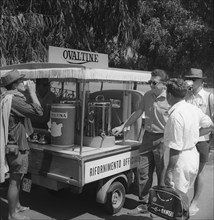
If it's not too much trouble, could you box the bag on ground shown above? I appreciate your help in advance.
[147,185,189,220]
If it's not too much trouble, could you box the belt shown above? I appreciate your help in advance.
[145,130,164,136]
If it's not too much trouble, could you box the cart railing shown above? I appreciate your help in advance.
[0,62,151,155]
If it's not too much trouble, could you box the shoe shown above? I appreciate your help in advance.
[189,205,199,216]
[127,204,149,215]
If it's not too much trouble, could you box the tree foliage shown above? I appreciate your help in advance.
[0,0,213,84]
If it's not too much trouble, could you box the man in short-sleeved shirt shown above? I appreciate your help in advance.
[184,68,214,215]
[112,69,170,214]
[139,89,169,151]
[164,78,214,216]
[164,100,212,192]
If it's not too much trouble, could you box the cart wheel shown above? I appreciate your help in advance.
[104,181,126,214]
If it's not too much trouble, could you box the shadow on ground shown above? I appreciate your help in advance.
[0,184,153,220]
[26,188,152,220]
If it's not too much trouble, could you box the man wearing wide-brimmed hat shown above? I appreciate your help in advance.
[184,68,214,216]
[0,69,43,220]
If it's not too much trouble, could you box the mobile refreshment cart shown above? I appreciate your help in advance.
[0,63,151,214]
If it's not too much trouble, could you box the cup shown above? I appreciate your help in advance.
[23,80,28,89]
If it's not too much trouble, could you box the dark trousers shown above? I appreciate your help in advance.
[137,131,165,203]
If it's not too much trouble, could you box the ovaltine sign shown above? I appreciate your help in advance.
[48,46,108,68]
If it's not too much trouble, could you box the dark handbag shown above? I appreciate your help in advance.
[5,144,19,155]
[148,185,190,220]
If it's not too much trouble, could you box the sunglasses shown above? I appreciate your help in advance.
[148,80,160,86]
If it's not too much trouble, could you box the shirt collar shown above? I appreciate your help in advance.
[197,88,205,97]
[187,87,205,99]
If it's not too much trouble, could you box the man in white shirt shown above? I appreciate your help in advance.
[164,78,214,216]
[184,68,214,215]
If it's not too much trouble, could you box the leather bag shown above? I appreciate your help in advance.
[148,185,190,220]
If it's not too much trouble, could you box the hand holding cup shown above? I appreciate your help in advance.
[24,80,36,93]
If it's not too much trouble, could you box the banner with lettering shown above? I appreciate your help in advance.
[48,46,108,68]
[84,150,142,183]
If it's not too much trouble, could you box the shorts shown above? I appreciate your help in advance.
[196,141,210,163]
[6,151,29,174]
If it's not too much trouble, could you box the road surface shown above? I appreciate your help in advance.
[1,149,213,220]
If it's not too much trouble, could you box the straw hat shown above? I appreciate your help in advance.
[1,69,25,87]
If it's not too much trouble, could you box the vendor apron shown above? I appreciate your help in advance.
[50,104,76,147]
[87,99,112,137]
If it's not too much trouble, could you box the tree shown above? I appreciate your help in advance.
[0,0,213,85]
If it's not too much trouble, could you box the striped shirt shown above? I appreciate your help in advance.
[8,91,43,151]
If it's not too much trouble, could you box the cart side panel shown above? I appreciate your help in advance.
[84,149,141,184]
[49,154,79,180]
[28,147,82,188]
